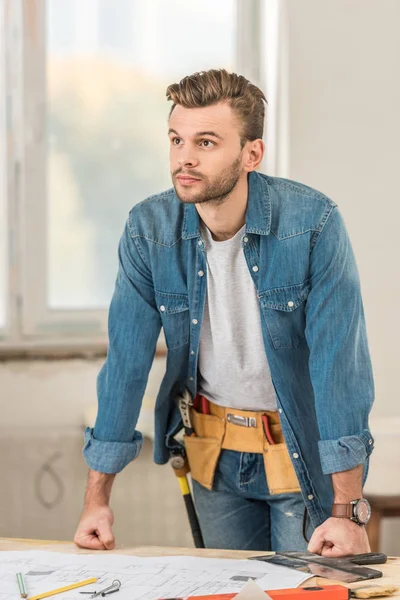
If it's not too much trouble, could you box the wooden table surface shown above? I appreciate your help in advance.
[1,538,400,597]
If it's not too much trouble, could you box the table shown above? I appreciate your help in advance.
[1,538,400,597]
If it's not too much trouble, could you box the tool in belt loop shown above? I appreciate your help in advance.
[171,388,205,548]
[226,413,256,427]
[169,448,204,548]
[193,394,210,415]
[177,388,195,436]
[262,414,275,445]
[200,395,210,415]
[226,411,276,444]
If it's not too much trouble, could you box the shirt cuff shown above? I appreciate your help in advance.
[83,427,143,474]
[318,429,374,475]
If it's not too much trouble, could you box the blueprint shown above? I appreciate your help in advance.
[0,551,311,600]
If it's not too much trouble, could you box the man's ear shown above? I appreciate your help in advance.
[243,139,265,172]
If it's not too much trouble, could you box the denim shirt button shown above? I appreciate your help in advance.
[252,265,259,272]
[293,452,299,459]
[278,408,283,414]
[288,301,294,308]
[160,305,166,312]
[190,350,195,355]
[243,236,248,243]
[192,319,198,325]
[198,270,204,277]
[369,439,373,445]
[308,494,314,500]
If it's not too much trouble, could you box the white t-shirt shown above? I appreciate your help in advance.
[197,223,277,411]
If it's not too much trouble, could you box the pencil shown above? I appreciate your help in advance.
[16,573,28,599]
[28,577,97,600]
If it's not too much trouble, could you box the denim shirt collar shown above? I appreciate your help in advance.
[181,171,272,240]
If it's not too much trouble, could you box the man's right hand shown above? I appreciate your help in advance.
[74,504,115,550]
[74,469,116,550]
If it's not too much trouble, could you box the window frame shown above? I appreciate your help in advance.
[1,0,268,355]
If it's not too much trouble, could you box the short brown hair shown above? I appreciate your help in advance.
[166,69,267,145]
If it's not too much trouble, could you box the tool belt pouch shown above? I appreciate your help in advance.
[262,440,301,495]
[183,410,224,491]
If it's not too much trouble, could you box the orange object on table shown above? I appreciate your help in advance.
[160,584,350,599]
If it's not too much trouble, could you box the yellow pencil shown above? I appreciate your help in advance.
[28,577,97,600]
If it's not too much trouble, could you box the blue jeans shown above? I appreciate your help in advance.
[192,450,312,551]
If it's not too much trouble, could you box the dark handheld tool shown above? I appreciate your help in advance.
[177,388,195,436]
[340,553,387,566]
[277,551,387,568]
[250,552,385,583]
[171,388,205,548]
[170,450,204,548]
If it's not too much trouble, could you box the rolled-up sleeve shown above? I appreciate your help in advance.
[83,428,143,474]
[83,212,161,474]
[318,430,374,475]
[305,206,375,476]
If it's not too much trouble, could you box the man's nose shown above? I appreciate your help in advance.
[178,156,199,169]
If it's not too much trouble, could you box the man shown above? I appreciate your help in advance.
[74,69,374,555]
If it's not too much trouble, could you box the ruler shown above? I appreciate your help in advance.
[251,552,384,583]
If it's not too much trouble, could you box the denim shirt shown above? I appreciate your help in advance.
[83,171,375,529]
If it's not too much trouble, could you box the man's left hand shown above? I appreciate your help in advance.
[308,517,371,557]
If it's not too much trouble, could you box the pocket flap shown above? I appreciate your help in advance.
[258,281,310,312]
[155,290,189,314]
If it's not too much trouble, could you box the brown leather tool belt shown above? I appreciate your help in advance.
[183,395,301,495]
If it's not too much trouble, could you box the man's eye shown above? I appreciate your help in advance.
[200,140,214,147]
[172,138,182,145]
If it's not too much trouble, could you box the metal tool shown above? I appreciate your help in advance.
[226,413,257,427]
[81,580,121,598]
[177,389,195,436]
[251,552,384,583]
[340,552,387,565]
[278,551,387,568]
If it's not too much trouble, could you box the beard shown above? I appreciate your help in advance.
[172,154,242,205]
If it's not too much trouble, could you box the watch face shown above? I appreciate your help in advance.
[355,499,371,524]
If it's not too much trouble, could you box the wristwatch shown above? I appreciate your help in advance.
[332,498,371,526]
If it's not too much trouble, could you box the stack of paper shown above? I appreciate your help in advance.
[0,551,311,600]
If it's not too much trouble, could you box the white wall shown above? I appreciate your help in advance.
[0,356,165,431]
[0,356,197,548]
[284,0,400,553]
[286,0,400,419]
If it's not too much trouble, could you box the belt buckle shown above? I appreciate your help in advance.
[227,414,257,428]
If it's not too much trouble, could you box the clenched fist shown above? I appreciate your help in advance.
[74,504,115,550]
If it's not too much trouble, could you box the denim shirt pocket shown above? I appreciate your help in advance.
[155,290,190,350]
[258,281,310,349]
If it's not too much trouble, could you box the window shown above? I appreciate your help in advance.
[46,0,237,311]
[0,174,6,331]
[0,155,6,332]
[2,0,263,353]
[0,2,7,334]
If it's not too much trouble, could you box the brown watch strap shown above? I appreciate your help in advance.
[332,503,353,518]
